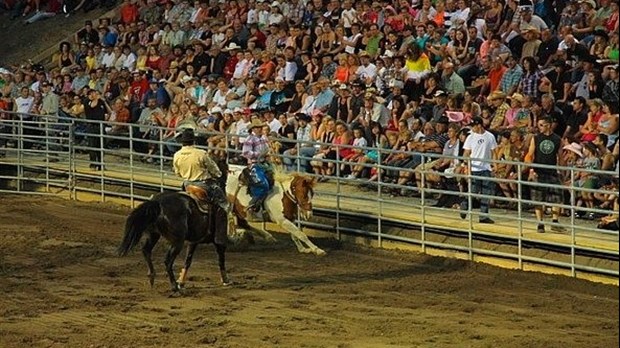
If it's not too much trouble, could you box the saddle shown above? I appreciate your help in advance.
[184,185,212,213]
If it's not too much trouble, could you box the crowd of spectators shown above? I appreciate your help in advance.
[0,0,618,225]
[1,0,117,22]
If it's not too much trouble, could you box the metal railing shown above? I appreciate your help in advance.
[1,113,618,281]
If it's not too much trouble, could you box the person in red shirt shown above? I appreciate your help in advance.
[129,71,149,107]
[119,0,139,24]
[222,43,241,81]
[487,56,507,93]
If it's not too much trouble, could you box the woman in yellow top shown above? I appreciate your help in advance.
[84,48,97,73]
[404,44,431,100]
[135,46,148,72]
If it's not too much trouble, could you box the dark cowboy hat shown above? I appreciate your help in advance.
[179,128,196,144]
[581,55,598,65]
[593,29,609,41]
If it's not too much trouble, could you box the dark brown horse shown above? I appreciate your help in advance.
[118,158,233,292]
[118,187,232,292]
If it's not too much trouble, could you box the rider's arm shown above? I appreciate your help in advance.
[201,154,222,179]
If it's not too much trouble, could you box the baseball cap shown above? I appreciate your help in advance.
[469,116,484,126]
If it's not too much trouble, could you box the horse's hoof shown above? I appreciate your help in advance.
[299,248,313,254]
[172,282,184,292]
[168,290,183,298]
[314,249,327,256]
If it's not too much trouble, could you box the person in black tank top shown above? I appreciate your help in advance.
[526,116,565,233]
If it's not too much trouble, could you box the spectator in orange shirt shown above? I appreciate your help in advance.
[120,0,139,24]
[488,56,507,93]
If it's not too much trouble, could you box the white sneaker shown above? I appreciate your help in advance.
[345,174,356,180]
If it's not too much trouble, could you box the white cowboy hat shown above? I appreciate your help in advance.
[223,42,242,51]
[380,50,395,59]
[563,142,584,158]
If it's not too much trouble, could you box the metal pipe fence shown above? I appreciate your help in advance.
[1,112,618,280]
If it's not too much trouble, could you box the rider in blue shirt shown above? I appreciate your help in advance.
[242,118,271,219]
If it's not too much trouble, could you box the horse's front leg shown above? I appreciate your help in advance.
[277,218,326,256]
[177,242,198,288]
[164,241,184,292]
[214,243,231,286]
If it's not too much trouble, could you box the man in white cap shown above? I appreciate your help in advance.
[460,116,497,224]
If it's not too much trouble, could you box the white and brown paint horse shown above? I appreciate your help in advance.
[226,164,326,256]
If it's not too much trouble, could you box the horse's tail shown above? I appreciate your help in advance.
[118,200,160,256]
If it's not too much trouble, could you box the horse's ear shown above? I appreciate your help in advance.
[308,176,317,187]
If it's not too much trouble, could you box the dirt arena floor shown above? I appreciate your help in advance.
[0,195,618,348]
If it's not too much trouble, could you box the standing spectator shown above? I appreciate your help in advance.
[460,116,497,223]
[83,89,107,170]
[525,116,565,233]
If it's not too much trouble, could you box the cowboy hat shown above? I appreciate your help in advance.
[508,93,525,103]
[222,42,242,51]
[380,50,395,59]
[487,90,507,101]
[359,50,371,58]
[434,89,448,98]
[179,128,196,144]
[520,24,539,34]
[445,111,465,123]
[388,80,405,89]
[593,29,609,41]
[578,0,596,9]
[562,142,583,157]
[248,117,267,130]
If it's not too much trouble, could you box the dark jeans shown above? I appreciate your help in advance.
[86,124,102,166]
[461,170,494,218]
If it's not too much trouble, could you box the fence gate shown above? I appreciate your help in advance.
[0,116,75,196]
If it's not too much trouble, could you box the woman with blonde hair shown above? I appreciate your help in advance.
[333,54,351,84]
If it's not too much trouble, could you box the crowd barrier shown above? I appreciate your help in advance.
[1,112,618,282]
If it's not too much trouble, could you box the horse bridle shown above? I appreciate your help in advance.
[282,178,313,212]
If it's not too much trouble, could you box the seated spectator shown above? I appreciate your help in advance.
[341,126,367,174]
[350,122,389,180]
[414,122,461,193]
[309,117,336,181]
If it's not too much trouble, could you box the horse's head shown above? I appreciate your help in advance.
[289,175,316,220]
